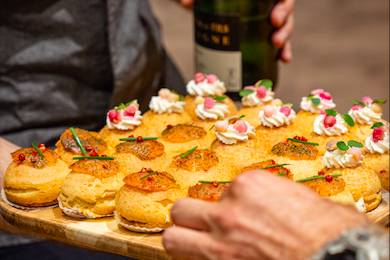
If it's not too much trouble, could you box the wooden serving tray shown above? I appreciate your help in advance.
[0,193,388,260]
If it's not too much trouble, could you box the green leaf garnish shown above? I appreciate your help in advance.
[180,146,198,159]
[371,122,384,129]
[352,100,365,106]
[347,140,363,148]
[336,141,349,151]
[373,99,386,104]
[72,156,114,161]
[239,89,254,97]
[117,100,134,110]
[342,113,355,127]
[178,95,185,102]
[239,115,246,119]
[255,79,273,89]
[311,98,321,106]
[119,137,158,142]
[198,180,231,184]
[261,163,290,169]
[287,138,319,146]
[325,109,337,117]
[69,127,88,156]
[31,141,44,158]
[296,174,342,183]
[214,96,226,102]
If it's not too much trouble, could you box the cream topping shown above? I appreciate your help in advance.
[241,87,274,107]
[355,198,366,213]
[348,106,382,125]
[195,102,228,120]
[300,89,336,113]
[258,106,296,128]
[149,89,184,114]
[313,114,348,136]
[186,76,226,96]
[323,149,363,168]
[365,132,389,154]
[106,101,143,130]
[215,119,255,145]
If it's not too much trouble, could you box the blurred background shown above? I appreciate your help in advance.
[151,0,389,118]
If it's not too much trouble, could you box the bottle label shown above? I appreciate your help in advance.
[194,10,242,92]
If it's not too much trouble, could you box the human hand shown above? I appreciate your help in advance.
[181,0,294,63]
[163,171,368,259]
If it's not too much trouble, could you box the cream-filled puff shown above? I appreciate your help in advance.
[115,168,184,232]
[4,144,70,207]
[58,158,122,218]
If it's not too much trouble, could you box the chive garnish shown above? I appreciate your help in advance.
[119,137,158,142]
[32,141,44,158]
[287,138,319,146]
[198,181,231,184]
[296,174,342,183]
[261,163,290,169]
[140,171,158,180]
[69,127,88,156]
[180,146,198,159]
[239,115,246,119]
[73,156,114,161]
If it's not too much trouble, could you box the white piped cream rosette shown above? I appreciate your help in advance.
[321,139,382,212]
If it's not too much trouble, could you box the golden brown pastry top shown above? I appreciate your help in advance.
[70,159,119,179]
[161,124,206,143]
[173,149,218,172]
[123,168,176,192]
[59,128,107,155]
[271,136,318,160]
[11,146,58,169]
[302,172,345,197]
[188,182,230,202]
[240,160,293,179]
[115,140,164,160]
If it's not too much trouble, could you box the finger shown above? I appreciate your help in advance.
[163,226,222,260]
[170,199,215,230]
[271,0,295,28]
[280,41,293,63]
[272,15,294,49]
[181,0,194,8]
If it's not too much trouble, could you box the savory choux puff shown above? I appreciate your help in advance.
[58,158,122,218]
[4,144,70,207]
[56,127,109,165]
[99,100,147,148]
[115,168,184,232]
[238,160,294,180]
[188,181,231,202]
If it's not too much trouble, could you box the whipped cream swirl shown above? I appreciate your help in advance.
[196,103,228,120]
[149,89,184,114]
[186,73,226,96]
[106,101,143,130]
[348,106,382,125]
[258,106,296,128]
[313,114,348,136]
[215,119,255,145]
[300,89,336,113]
[355,198,366,213]
[242,87,274,107]
[365,131,389,154]
[323,149,363,168]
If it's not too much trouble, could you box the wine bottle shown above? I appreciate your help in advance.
[194,0,279,100]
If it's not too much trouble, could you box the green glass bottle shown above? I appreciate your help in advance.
[194,0,279,100]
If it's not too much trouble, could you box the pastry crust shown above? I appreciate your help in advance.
[58,159,123,218]
[4,149,70,207]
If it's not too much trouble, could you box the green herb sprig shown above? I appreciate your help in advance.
[261,163,290,169]
[336,140,363,151]
[325,109,337,117]
[371,122,384,129]
[287,138,319,146]
[117,100,134,110]
[213,96,226,102]
[255,79,273,89]
[180,146,198,159]
[239,89,254,97]
[31,141,44,158]
[140,171,158,180]
[69,127,88,156]
[342,113,355,127]
[198,181,231,184]
[72,156,114,161]
[296,174,342,183]
[119,137,158,142]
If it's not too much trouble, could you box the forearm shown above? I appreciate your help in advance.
[0,137,19,187]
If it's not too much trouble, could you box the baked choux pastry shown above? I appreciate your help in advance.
[58,158,122,218]
[238,160,294,180]
[56,127,109,165]
[115,168,184,232]
[4,144,70,207]
[188,181,231,202]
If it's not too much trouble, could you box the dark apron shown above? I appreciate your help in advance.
[0,0,184,247]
